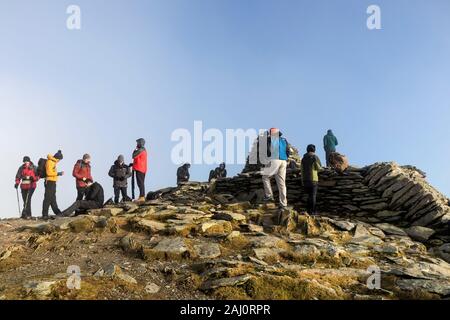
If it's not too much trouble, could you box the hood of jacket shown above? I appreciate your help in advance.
[47,154,58,162]
[302,152,317,164]
[136,138,146,148]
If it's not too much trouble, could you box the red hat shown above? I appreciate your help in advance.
[269,128,280,135]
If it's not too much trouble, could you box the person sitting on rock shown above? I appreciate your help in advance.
[61,179,104,217]
[108,155,132,204]
[323,129,338,167]
[208,162,227,182]
[177,163,191,185]
[301,144,323,215]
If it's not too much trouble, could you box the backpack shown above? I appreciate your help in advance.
[37,158,47,179]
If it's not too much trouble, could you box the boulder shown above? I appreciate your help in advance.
[375,223,408,237]
[200,275,253,290]
[328,152,349,173]
[132,219,167,234]
[253,248,281,261]
[396,279,450,296]
[329,219,355,231]
[69,216,96,233]
[95,264,137,285]
[142,237,191,260]
[145,282,161,294]
[194,243,221,259]
[23,280,56,298]
[90,208,123,217]
[200,220,233,237]
[18,223,56,235]
[405,226,435,242]
[211,211,246,223]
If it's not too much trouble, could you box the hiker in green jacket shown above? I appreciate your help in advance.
[301,144,323,215]
[323,129,338,167]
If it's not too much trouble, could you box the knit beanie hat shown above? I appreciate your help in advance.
[54,150,63,160]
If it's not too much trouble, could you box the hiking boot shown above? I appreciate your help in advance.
[135,196,146,204]
[263,195,274,202]
[42,216,49,221]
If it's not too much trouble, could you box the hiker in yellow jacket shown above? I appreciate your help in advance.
[42,150,64,219]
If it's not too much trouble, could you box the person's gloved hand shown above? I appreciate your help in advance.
[57,171,64,176]
[14,183,19,189]
[25,176,30,180]
[129,163,134,168]
[82,177,87,182]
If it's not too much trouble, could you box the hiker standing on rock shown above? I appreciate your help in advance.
[72,154,93,201]
[323,129,338,167]
[108,155,132,204]
[177,163,191,185]
[261,128,290,210]
[301,144,323,215]
[42,150,64,219]
[15,156,38,219]
[132,138,148,202]
[61,180,104,217]
[208,162,227,182]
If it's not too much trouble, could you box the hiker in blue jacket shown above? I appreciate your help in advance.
[260,128,291,211]
[323,129,338,167]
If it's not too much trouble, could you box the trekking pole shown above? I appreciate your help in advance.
[15,188,21,216]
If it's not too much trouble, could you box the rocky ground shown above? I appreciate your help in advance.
[0,182,449,300]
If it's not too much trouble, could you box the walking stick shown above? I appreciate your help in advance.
[16,188,21,216]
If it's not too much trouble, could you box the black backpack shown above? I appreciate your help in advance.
[37,158,47,179]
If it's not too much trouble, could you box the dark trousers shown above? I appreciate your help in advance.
[21,188,35,218]
[76,187,87,201]
[42,181,61,217]
[325,150,332,167]
[114,187,129,204]
[303,181,318,215]
[62,200,101,217]
[135,171,146,197]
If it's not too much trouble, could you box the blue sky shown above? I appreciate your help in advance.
[0,0,449,218]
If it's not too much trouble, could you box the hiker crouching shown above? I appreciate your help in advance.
[108,155,132,204]
[208,162,227,182]
[15,156,39,219]
[177,163,191,185]
[61,180,104,217]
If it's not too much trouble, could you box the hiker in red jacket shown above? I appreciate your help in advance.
[132,138,147,202]
[72,154,93,201]
[15,156,39,219]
